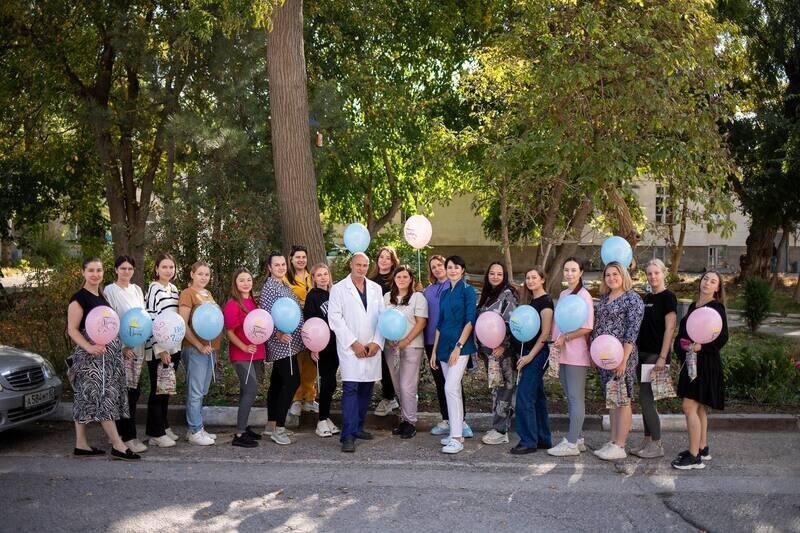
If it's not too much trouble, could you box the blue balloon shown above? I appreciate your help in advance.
[120,307,153,348]
[509,305,541,343]
[601,236,633,268]
[378,308,409,341]
[343,223,371,253]
[192,302,224,341]
[554,294,589,334]
[272,297,302,333]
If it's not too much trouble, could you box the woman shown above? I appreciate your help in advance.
[223,267,266,448]
[512,267,554,454]
[179,261,223,446]
[671,271,728,470]
[430,255,477,454]
[67,257,139,461]
[423,255,472,438]
[304,263,340,438]
[384,265,428,439]
[144,253,182,448]
[591,262,645,461]
[105,255,148,453]
[370,246,400,417]
[476,262,519,446]
[285,245,318,418]
[548,257,594,457]
[632,259,677,459]
[259,252,306,445]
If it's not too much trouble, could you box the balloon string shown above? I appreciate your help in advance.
[210,342,216,384]
[417,249,421,284]
[245,352,253,386]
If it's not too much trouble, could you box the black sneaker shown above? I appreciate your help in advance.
[355,430,374,440]
[509,443,537,455]
[392,421,409,436]
[699,446,711,461]
[244,426,263,441]
[341,437,356,453]
[671,452,704,470]
[111,448,141,461]
[400,423,417,440]
[232,434,258,448]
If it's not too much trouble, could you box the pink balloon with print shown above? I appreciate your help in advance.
[686,306,723,344]
[590,334,624,370]
[301,317,331,352]
[85,306,120,345]
[475,311,506,349]
[243,309,274,345]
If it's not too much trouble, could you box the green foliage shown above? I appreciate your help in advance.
[19,225,70,268]
[742,277,773,331]
[722,331,800,405]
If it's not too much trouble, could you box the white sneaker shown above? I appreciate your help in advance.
[316,421,332,438]
[577,438,587,452]
[148,435,176,448]
[201,428,217,440]
[188,430,215,446]
[289,401,302,417]
[596,443,627,461]
[271,427,292,445]
[125,439,148,453]
[481,429,509,445]
[325,419,341,435]
[430,420,450,435]
[373,398,393,416]
[164,428,179,441]
[441,438,464,454]
[593,441,614,457]
[303,401,319,413]
[547,438,580,457]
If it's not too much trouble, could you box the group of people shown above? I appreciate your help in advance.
[66,246,728,471]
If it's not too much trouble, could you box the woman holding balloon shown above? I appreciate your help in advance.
[431,255,477,455]
[370,246,401,417]
[105,255,148,454]
[671,271,728,470]
[475,262,519,446]
[590,262,644,461]
[67,257,139,461]
[259,252,306,445]
[179,261,224,446]
[383,265,428,439]
[548,257,594,457]
[144,252,183,448]
[223,267,266,448]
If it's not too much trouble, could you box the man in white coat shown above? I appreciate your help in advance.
[328,252,386,452]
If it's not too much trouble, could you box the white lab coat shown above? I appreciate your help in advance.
[328,275,386,382]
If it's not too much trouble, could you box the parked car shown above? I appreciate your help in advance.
[0,345,63,432]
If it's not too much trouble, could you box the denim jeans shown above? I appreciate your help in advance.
[515,345,551,448]
[184,346,214,434]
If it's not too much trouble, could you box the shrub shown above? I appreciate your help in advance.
[742,277,773,332]
[722,331,800,405]
[20,224,70,267]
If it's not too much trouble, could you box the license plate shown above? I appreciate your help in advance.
[24,388,55,409]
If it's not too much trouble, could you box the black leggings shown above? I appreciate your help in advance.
[116,386,140,441]
[267,354,300,427]
[425,345,465,421]
[145,353,181,438]
[381,351,396,400]
[317,349,340,421]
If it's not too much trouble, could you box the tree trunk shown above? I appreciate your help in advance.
[535,178,566,268]
[771,223,789,287]
[267,0,326,264]
[1,236,13,267]
[738,220,776,281]
[669,199,688,276]
[606,187,641,269]
[547,196,593,298]
[499,181,513,280]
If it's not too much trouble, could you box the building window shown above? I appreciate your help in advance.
[708,246,727,270]
[655,186,672,224]
[652,247,666,262]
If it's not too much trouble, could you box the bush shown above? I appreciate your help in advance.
[722,331,800,405]
[742,277,772,332]
[20,224,70,267]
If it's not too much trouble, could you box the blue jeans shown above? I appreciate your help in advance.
[340,381,374,441]
[514,345,551,448]
[184,346,214,434]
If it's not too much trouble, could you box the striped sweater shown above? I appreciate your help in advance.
[144,281,181,360]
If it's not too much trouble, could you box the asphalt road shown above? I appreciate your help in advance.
[1,421,798,532]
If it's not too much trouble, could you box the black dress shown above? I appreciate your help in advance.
[673,300,729,410]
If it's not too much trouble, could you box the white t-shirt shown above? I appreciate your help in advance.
[383,291,428,349]
[104,282,146,356]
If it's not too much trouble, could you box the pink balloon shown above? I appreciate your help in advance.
[85,305,120,345]
[301,317,331,352]
[243,309,274,345]
[475,311,506,349]
[686,306,723,344]
[590,334,624,370]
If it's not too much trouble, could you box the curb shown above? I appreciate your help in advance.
[46,403,797,432]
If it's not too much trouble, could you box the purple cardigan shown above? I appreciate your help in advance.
[422,280,448,345]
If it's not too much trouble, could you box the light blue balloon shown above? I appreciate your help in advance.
[554,294,589,334]
[378,308,409,341]
[272,297,302,333]
[509,305,541,343]
[120,307,153,348]
[601,236,633,268]
[192,302,224,341]
[343,222,371,253]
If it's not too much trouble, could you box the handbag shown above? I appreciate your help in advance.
[545,344,560,380]
[156,362,177,395]
[651,366,677,401]
[605,377,630,409]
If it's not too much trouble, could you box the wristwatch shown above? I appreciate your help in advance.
[455,342,463,349]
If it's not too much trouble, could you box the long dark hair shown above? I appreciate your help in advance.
[286,245,308,288]
[389,265,416,306]
[369,246,400,279]
[563,256,586,295]
[520,267,547,304]
[153,252,176,283]
[229,267,253,313]
[478,261,517,308]
[80,257,104,296]
[700,270,726,306]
